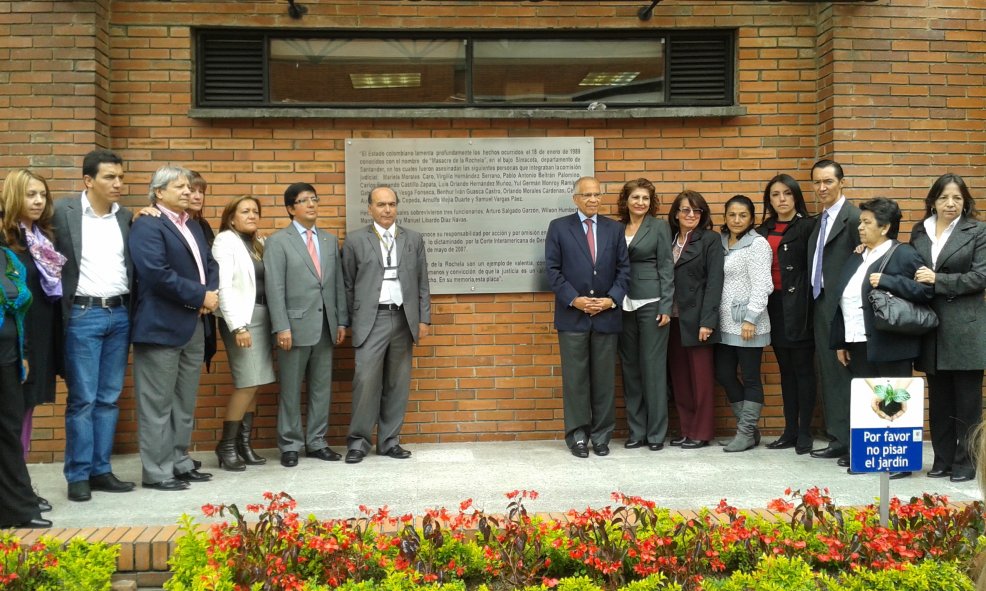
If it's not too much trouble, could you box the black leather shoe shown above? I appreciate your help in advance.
[383,445,412,459]
[192,459,202,470]
[142,479,190,491]
[927,467,951,478]
[950,472,975,483]
[681,439,709,449]
[37,498,52,513]
[593,443,610,456]
[90,472,136,493]
[67,481,92,502]
[174,469,213,483]
[571,442,589,458]
[836,455,850,468]
[766,437,796,450]
[280,451,299,467]
[669,436,687,447]
[846,468,863,475]
[648,442,664,451]
[306,447,342,461]
[888,471,912,480]
[345,449,365,464]
[624,439,644,449]
[15,517,52,529]
[811,446,847,459]
[795,445,813,455]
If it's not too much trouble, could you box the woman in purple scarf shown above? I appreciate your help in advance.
[1,169,66,512]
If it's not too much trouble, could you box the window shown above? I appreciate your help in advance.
[195,29,733,110]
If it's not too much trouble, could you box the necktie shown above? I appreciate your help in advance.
[383,231,403,306]
[382,231,393,265]
[306,229,321,279]
[584,218,596,264]
[811,211,828,299]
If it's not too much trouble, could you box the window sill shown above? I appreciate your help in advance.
[188,105,746,120]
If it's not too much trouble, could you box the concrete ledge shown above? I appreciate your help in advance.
[189,105,746,120]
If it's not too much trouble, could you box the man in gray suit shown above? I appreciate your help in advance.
[54,149,136,502]
[805,159,861,468]
[264,182,348,468]
[342,185,431,464]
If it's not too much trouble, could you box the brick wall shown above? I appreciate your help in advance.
[1,1,982,462]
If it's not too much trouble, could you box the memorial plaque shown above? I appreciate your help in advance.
[345,137,594,294]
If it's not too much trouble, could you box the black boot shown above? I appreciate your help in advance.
[236,412,266,465]
[216,421,246,471]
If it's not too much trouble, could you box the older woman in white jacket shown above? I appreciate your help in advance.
[211,196,276,471]
[714,195,774,453]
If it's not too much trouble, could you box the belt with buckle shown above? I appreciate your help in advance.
[74,295,127,308]
[378,303,403,311]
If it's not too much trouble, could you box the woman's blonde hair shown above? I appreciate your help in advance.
[0,169,54,250]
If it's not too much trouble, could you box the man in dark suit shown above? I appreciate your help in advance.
[341,185,431,464]
[805,159,861,466]
[130,166,219,491]
[264,182,348,468]
[545,176,630,458]
[53,149,136,502]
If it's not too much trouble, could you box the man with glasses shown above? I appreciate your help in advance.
[545,177,630,458]
[264,183,348,468]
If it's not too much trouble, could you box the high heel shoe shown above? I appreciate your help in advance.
[216,421,246,471]
[236,412,267,465]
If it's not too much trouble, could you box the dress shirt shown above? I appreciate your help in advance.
[923,215,961,267]
[810,195,846,290]
[292,220,320,260]
[76,190,129,297]
[374,221,402,305]
[840,239,892,343]
[156,204,206,285]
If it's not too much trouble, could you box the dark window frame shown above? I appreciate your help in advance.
[194,28,735,110]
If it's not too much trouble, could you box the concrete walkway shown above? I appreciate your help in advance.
[28,439,981,529]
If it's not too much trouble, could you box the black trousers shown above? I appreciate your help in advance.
[714,344,765,404]
[0,362,40,527]
[928,370,984,477]
[774,345,816,442]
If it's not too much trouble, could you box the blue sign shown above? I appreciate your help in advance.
[848,377,925,474]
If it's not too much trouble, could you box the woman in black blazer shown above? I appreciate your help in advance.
[667,190,724,448]
[617,179,675,451]
[755,174,817,455]
[910,174,985,482]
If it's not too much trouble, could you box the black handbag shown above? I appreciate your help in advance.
[867,243,939,335]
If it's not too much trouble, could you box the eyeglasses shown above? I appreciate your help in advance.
[294,196,320,205]
[576,193,602,199]
[679,207,703,217]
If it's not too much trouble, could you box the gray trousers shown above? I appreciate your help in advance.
[619,303,670,444]
[276,317,335,453]
[813,292,852,450]
[558,330,617,448]
[133,322,204,484]
[348,308,413,454]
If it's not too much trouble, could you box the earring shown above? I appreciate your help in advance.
[931,207,937,215]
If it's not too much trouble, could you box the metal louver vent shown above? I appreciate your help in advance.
[199,34,265,106]
[667,35,731,104]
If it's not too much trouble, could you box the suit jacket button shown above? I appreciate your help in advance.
[318,308,323,312]
[589,290,595,295]
[593,270,597,276]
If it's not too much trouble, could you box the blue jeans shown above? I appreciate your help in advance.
[63,304,130,483]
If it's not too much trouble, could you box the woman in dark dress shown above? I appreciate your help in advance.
[755,174,817,455]
[0,170,64,470]
[0,242,49,528]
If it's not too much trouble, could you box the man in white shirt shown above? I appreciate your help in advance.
[342,185,431,464]
[53,150,136,502]
[805,159,861,466]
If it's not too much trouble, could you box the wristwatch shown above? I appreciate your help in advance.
[233,326,248,334]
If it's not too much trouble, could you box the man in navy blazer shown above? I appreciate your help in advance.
[130,166,219,491]
[545,176,630,458]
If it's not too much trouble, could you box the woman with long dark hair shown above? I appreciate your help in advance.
[911,174,985,482]
[714,195,773,453]
[755,174,817,454]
